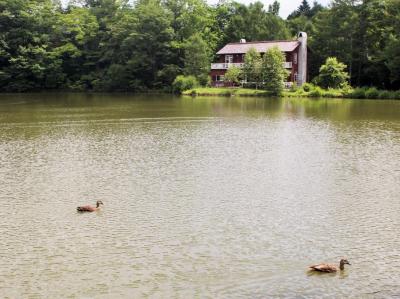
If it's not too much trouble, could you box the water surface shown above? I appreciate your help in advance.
[1,93,400,298]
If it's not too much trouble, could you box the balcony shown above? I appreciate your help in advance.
[211,62,293,70]
[211,63,244,70]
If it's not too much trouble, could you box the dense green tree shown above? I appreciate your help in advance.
[222,1,290,44]
[242,47,262,88]
[261,46,288,95]
[125,0,175,89]
[309,1,358,83]
[0,0,65,91]
[383,0,400,88]
[183,33,210,85]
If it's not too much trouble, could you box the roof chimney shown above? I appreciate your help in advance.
[297,32,308,86]
[239,39,246,43]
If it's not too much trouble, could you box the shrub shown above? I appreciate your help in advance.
[301,83,315,92]
[394,90,400,99]
[314,57,349,89]
[290,82,299,92]
[172,75,199,93]
[378,90,393,99]
[323,89,342,98]
[309,86,323,97]
[349,87,367,99]
[224,66,242,85]
[365,87,380,99]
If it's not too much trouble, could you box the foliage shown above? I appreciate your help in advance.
[172,75,199,93]
[183,33,210,85]
[287,0,322,20]
[268,1,280,16]
[350,87,367,99]
[261,46,288,95]
[309,86,323,97]
[378,90,395,100]
[224,66,242,85]
[314,57,349,89]
[365,87,380,99]
[242,48,262,88]
[301,83,314,92]
[218,1,290,46]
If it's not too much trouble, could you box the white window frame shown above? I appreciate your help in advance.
[225,55,233,64]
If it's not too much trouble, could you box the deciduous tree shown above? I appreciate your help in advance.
[262,46,288,95]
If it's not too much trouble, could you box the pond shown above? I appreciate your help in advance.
[0,93,400,298]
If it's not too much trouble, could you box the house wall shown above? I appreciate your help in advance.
[216,54,244,63]
[210,69,228,87]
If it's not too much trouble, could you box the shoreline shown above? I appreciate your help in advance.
[182,87,400,100]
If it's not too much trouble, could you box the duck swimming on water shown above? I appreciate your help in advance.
[77,201,104,212]
[309,259,351,273]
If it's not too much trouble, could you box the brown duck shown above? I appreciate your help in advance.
[77,201,104,212]
[309,259,351,273]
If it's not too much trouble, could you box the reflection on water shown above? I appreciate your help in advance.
[1,93,400,298]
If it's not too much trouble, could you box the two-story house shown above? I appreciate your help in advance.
[210,32,308,87]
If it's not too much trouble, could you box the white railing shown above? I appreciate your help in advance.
[211,63,244,70]
[211,62,292,69]
[284,82,293,89]
[284,62,293,68]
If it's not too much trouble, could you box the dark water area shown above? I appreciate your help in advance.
[1,93,400,298]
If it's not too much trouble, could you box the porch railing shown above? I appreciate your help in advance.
[211,62,293,70]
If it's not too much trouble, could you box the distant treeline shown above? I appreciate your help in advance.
[0,0,399,92]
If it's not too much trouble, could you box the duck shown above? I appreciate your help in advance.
[309,259,351,273]
[77,201,104,212]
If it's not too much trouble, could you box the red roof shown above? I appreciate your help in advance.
[216,40,300,55]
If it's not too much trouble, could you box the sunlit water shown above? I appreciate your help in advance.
[1,93,400,298]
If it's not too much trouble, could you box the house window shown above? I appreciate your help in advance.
[225,55,233,64]
[215,75,224,82]
[294,53,298,64]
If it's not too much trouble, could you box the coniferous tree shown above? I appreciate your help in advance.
[268,1,280,16]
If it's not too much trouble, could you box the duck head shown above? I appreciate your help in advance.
[339,259,351,270]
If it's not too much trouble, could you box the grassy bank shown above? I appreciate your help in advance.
[182,87,272,97]
[183,85,400,100]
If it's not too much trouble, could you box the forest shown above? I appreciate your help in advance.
[0,0,399,92]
